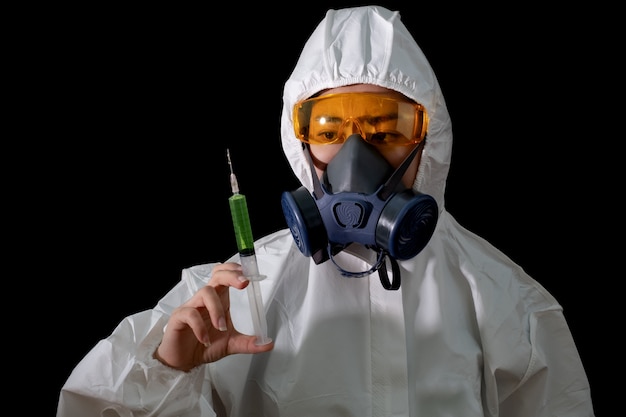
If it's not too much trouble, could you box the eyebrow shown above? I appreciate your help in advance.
[313,113,399,123]
[313,115,343,124]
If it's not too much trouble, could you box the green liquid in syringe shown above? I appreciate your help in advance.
[229,193,255,256]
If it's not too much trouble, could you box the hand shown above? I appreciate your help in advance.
[154,262,274,371]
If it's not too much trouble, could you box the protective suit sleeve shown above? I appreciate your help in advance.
[498,308,595,416]
[57,266,220,417]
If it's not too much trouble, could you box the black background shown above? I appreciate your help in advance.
[40,2,614,415]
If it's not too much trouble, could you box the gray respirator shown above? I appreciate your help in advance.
[281,134,438,289]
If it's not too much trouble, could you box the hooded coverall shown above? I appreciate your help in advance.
[57,5,594,416]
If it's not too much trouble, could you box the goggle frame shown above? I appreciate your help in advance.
[293,92,428,146]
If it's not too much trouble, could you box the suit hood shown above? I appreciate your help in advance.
[280,5,452,211]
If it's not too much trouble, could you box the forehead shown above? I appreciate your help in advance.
[311,94,401,118]
[319,84,407,100]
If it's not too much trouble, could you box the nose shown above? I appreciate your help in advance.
[340,118,365,141]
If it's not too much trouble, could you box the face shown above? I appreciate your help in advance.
[307,84,422,189]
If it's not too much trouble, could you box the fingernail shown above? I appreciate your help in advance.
[238,275,249,282]
[218,317,227,331]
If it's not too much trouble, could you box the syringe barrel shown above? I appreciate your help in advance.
[239,252,261,278]
[240,253,271,345]
[228,193,255,253]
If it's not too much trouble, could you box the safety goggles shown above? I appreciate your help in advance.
[293,92,428,146]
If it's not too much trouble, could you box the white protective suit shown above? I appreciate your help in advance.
[57,6,594,417]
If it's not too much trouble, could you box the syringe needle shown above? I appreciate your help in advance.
[227,148,239,194]
[227,148,233,173]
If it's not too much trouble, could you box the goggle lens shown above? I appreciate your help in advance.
[293,93,428,146]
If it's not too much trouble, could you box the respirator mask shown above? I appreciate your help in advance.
[281,92,438,290]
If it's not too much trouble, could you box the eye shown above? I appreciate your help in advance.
[368,131,406,145]
[308,117,342,144]
[320,131,339,142]
[309,130,340,144]
[369,132,389,143]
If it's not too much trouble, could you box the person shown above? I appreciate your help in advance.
[57,5,594,416]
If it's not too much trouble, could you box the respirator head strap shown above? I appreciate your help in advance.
[378,136,426,201]
[327,244,387,278]
[326,244,400,290]
[303,145,325,199]
[378,254,401,290]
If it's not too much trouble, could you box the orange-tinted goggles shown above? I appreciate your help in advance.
[293,92,428,146]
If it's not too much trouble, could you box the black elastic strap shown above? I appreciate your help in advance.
[303,145,325,199]
[378,136,426,201]
[378,254,401,290]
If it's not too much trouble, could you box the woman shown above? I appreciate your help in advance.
[58,5,594,416]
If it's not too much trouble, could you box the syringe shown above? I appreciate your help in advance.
[226,149,272,346]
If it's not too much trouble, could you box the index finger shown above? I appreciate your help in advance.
[209,262,248,290]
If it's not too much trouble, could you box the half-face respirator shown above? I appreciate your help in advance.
[281,134,438,290]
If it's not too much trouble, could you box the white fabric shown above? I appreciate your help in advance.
[57,6,594,416]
